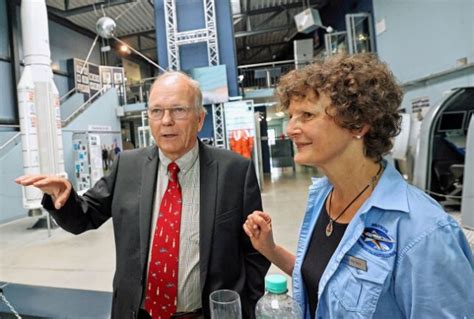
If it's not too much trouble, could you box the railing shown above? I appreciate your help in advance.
[125,60,298,102]
[59,87,79,102]
[238,60,295,92]
[62,86,108,127]
[126,77,157,104]
[0,131,21,159]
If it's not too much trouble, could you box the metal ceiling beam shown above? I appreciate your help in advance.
[141,34,156,41]
[233,2,304,19]
[48,12,97,38]
[233,16,244,26]
[242,41,288,50]
[48,0,134,17]
[235,24,293,38]
[253,9,284,30]
[120,29,155,39]
[140,47,157,52]
[247,47,266,61]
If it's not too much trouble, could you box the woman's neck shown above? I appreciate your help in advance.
[321,157,381,223]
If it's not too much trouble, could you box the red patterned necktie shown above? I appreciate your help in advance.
[144,162,182,318]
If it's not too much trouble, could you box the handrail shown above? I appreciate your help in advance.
[60,87,78,102]
[238,59,295,69]
[0,132,21,151]
[0,132,21,159]
[139,76,159,84]
[62,86,108,127]
[127,76,158,88]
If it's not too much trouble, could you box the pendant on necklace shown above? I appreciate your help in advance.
[326,220,333,237]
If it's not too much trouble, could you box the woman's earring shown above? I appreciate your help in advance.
[355,135,362,139]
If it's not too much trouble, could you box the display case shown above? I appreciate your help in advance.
[345,13,375,54]
[324,31,348,56]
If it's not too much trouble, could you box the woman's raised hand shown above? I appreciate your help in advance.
[243,210,275,256]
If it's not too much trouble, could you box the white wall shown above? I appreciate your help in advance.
[373,0,474,109]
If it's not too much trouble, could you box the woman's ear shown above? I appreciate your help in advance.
[352,124,370,139]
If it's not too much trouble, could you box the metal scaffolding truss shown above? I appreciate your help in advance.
[204,0,219,66]
[176,29,209,44]
[164,0,219,70]
[164,0,224,148]
[164,0,179,70]
[212,103,226,149]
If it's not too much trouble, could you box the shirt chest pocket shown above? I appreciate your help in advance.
[329,257,390,315]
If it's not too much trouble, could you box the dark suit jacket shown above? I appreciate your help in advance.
[44,142,270,318]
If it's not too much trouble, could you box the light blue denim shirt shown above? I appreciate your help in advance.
[292,162,474,319]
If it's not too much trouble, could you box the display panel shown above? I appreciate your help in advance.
[437,111,466,132]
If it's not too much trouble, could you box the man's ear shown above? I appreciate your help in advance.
[197,111,206,132]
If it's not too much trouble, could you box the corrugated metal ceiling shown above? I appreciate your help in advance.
[46,0,329,66]
[46,0,156,60]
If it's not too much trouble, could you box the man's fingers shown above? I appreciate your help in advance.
[54,182,72,209]
[17,175,71,207]
[15,175,48,186]
[32,176,62,187]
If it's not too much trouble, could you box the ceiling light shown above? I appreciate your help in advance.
[275,112,285,117]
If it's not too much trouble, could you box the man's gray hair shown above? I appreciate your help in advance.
[151,71,205,113]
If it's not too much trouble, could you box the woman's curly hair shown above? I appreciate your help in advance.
[276,53,403,162]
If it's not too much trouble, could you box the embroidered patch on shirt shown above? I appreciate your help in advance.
[358,223,396,257]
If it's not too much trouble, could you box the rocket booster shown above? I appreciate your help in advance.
[18,0,65,209]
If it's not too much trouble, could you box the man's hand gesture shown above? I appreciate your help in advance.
[15,175,72,210]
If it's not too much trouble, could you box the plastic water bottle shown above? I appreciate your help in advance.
[255,274,303,319]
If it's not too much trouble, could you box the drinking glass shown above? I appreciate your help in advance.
[209,289,242,319]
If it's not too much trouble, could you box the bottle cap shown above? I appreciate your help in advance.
[265,274,287,294]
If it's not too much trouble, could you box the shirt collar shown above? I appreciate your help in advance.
[309,161,410,214]
[158,141,199,174]
[365,161,410,214]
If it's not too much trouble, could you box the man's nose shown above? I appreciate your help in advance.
[161,109,174,124]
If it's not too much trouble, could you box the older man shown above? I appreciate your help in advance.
[16,72,269,319]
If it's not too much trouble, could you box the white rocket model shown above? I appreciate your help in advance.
[17,0,65,209]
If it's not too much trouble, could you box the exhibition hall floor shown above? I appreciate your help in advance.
[1,167,473,295]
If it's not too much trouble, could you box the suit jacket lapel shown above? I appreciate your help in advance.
[199,142,218,293]
[139,146,159,271]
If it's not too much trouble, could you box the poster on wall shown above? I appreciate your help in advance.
[72,133,91,192]
[68,58,101,101]
[122,58,142,84]
[100,66,126,105]
[88,64,102,97]
[187,65,228,105]
[88,134,104,186]
[224,100,262,187]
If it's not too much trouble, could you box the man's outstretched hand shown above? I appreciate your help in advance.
[15,175,72,210]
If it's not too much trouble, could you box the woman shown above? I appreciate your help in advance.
[244,53,474,318]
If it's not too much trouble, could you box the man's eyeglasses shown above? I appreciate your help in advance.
[147,106,192,120]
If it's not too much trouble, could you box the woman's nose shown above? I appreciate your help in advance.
[286,118,301,137]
